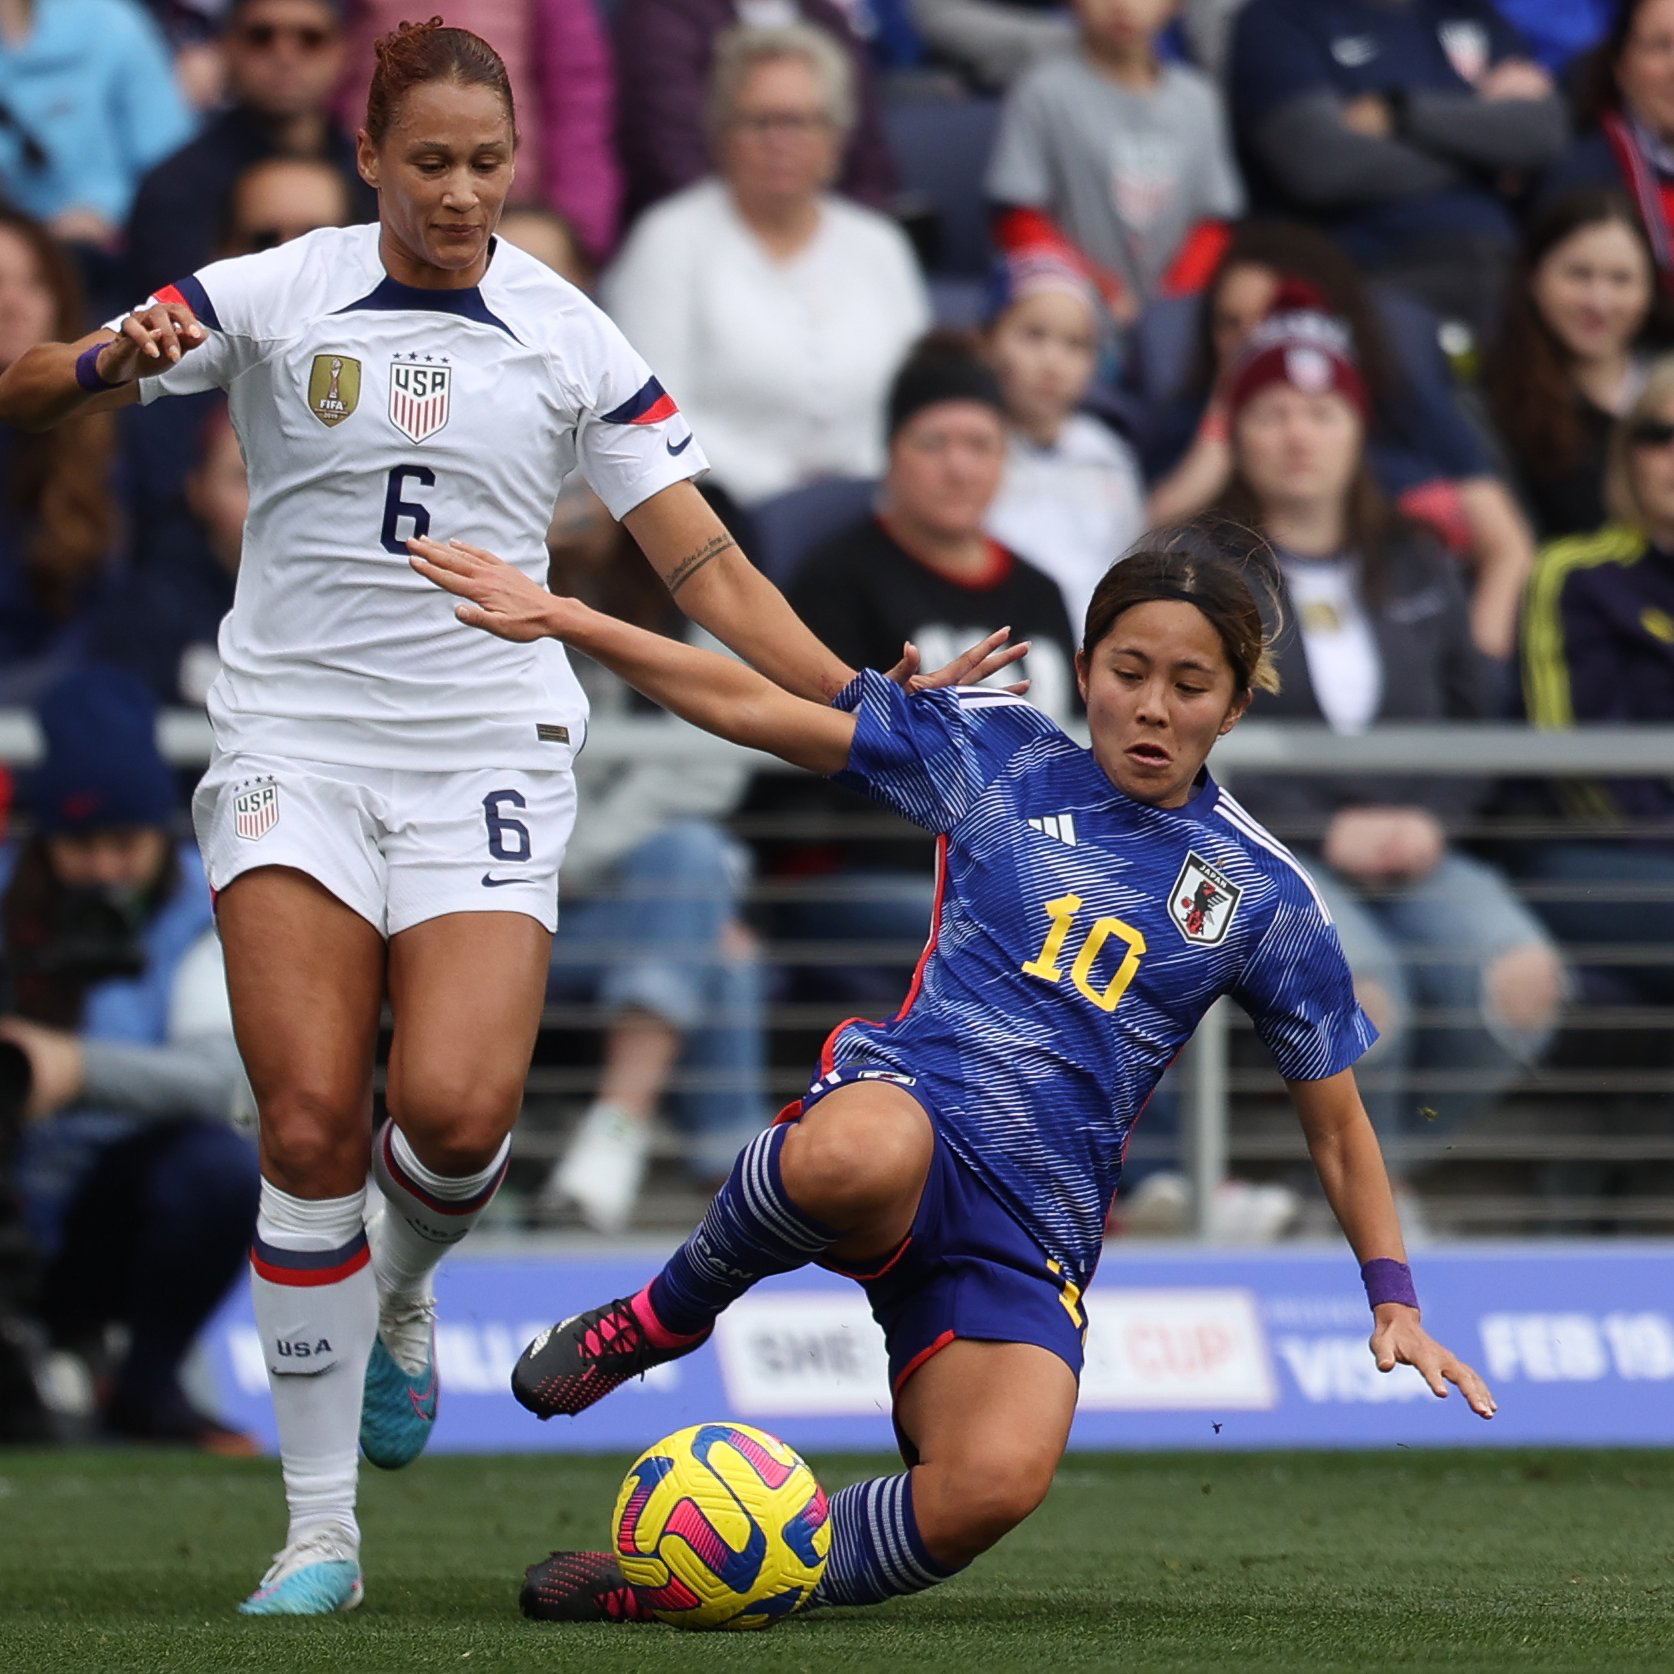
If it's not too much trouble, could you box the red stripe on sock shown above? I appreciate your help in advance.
[249,1241,371,1287]
[382,1124,508,1215]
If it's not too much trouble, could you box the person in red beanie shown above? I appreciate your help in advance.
[1211,291,1566,1218]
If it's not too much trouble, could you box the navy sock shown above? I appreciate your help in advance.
[646,1124,837,1336]
[811,1472,962,1607]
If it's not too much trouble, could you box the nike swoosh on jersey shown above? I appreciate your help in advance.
[666,432,694,456]
[480,874,524,888]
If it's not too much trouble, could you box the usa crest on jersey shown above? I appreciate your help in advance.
[388,357,451,442]
[233,780,279,841]
[1169,851,1241,945]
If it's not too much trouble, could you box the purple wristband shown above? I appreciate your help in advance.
[1361,1257,1419,1311]
[74,342,114,393]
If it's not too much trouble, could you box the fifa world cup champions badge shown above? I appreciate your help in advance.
[307,354,361,427]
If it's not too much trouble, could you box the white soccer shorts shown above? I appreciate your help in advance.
[192,751,576,936]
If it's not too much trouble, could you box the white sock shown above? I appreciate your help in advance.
[369,1120,510,1300]
[250,1179,377,1549]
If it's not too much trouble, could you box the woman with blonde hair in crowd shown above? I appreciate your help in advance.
[1517,356,1674,1003]
[603,22,931,506]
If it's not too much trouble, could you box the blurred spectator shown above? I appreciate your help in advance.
[987,0,1243,326]
[0,208,120,705]
[94,404,244,707]
[603,22,931,506]
[219,154,351,256]
[1486,189,1669,543]
[1516,360,1674,1004]
[1546,0,1674,297]
[1228,0,1569,337]
[909,0,1074,89]
[1494,0,1614,76]
[1143,219,1536,661]
[792,338,1079,717]
[1213,295,1564,1166]
[746,339,1079,981]
[123,0,369,297]
[614,0,899,221]
[0,0,194,248]
[536,527,771,1234]
[1,668,258,1450]
[497,204,596,291]
[980,239,1144,625]
[336,0,622,263]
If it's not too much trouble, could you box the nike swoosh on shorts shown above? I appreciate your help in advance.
[480,874,524,888]
[666,432,694,456]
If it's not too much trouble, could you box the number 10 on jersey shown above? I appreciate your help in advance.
[1021,894,1146,1012]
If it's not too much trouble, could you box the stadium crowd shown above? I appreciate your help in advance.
[1,0,1672,1444]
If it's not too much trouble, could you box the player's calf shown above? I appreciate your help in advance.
[911,1451,1056,1568]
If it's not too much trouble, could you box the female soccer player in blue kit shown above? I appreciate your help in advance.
[412,526,1497,1622]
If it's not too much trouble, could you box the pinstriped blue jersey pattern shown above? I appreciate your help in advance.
[827,672,1375,1287]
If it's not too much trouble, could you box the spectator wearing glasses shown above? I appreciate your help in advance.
[614,0,899,221]
[220,154,353,257]
[603,22,930,506]
[123,0,371,297]
[0,0,194,250]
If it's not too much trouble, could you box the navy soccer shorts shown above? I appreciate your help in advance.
[780,1066,1087,1460]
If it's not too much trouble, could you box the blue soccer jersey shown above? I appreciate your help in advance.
[822,671,1377,1291]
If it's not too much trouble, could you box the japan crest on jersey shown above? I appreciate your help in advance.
[388,358,451,443]
[233,781,279,841]
[1169,851,1242,946]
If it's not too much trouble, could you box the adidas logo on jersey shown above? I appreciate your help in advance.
[1027,813,1078,846]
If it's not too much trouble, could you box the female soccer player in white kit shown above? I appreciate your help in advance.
[0,20,1018,1616]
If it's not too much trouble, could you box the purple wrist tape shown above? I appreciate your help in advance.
[1361,1257,1419,1310]
[74,342,112,393]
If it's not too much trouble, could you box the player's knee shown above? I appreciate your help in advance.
[781,1099,932,1225]
[259,1086,367,1193]
[1485,942,1564,1039]
[391,1084,520,1177]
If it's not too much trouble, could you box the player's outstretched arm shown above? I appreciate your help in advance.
[1287,1069,1498,1420]
[0,302,205,430]
[621,481,1030,702]
[409,537,858,774]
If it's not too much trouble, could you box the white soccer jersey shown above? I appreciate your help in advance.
[132,223,709,770]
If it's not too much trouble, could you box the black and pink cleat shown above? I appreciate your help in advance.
[510,1288,711,1419]
[520,1550,654,1623]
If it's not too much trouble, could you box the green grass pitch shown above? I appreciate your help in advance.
[0,1448,1669,1674]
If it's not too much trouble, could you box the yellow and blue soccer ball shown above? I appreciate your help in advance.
[611,1421,830,1630]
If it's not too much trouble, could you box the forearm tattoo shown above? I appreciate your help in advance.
[663,533,736,596]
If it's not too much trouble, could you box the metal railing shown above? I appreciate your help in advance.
[5,711,1673,1237]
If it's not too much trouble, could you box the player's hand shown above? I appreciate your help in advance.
[0,1018,85,1121]
[408,536,568,642]
[890,627,1032,696]
[1369,1305,1497,1419]
[98,301,207,384]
